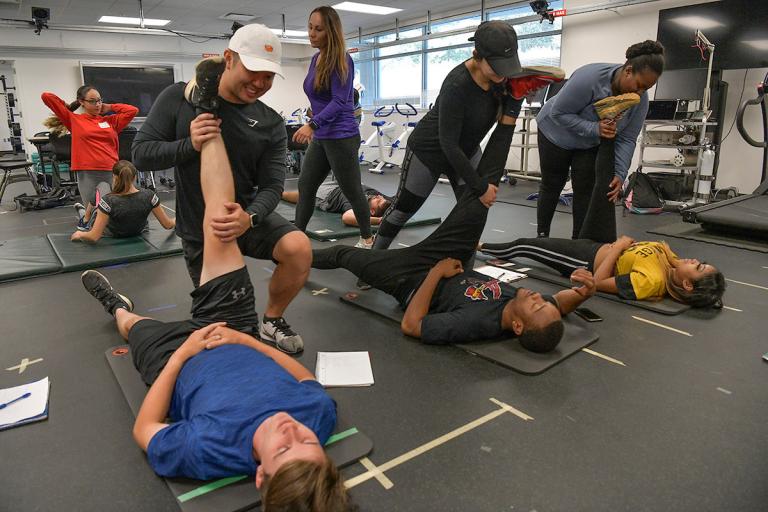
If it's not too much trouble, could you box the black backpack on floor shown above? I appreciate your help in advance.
[15,187,71,211]
[623,169,664,214]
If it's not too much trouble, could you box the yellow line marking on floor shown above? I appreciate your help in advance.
[581,348,626,366]
[161,204,176,214]
[345,398,532,490]
[631,316,692,337]
[722,306,742,312]
[357,457,394,489]
[726,278,768,291]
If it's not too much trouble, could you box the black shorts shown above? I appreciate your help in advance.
[181,211,298,287]
[128,266,259,384]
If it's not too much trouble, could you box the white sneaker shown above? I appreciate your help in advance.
[259,317,304,354]
[355,237,374,249]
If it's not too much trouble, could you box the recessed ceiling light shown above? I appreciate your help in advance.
[742,39,768,50]
[332,2,402,15]
[669,16,724,31]
[270,28,308,38]
[220,13,255,22]
[99,16,170,27]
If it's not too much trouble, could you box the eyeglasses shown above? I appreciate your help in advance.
[82,99,103,105]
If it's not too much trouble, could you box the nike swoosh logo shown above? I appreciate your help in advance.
[504,47,512,52]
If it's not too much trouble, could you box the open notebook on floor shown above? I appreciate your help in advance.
[0,377,50,431]
[474,265,527,283]
[316,352,375,387]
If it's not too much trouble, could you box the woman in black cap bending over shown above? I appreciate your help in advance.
[372,20,561,251]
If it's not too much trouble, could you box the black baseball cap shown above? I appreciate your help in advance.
[469,21,522,77]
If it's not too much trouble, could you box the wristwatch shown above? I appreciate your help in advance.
[249,212,259,229]
[308,119,319,131]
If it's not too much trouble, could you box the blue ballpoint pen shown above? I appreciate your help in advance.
[0,392,31,409]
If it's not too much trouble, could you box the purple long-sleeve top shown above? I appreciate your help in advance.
[303,52,360,140]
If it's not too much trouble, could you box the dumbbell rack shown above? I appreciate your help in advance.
[0,75,23,153]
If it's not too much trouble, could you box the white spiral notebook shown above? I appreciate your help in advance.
[315,352,375,387]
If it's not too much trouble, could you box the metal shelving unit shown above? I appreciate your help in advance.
[505,111,541,182]
[637,116,718,204]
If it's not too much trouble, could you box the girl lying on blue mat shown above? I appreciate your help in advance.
[478,236,725,308]
[70,160,175,243]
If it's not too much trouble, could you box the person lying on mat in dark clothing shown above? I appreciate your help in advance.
[71,160,175,243]
[478,236,725,308]
[282,183,391,227]
[80,127,350,511]
[312,121,597,353]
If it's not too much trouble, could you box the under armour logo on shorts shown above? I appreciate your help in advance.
[231,287,247,300]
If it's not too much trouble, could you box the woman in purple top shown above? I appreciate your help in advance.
[292,6,371,248]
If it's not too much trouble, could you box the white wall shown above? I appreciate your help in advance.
[541,0,763,193]
[0,26,313,155]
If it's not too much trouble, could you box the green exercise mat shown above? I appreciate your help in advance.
[275,201,442,241]
[47,234,161,271]
[106,345,373,512]
[0,235,62,282]
[141,224,183,255]
[340,288,599,376]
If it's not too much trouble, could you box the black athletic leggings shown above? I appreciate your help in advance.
[313,188,490,305]
[296,135,371,238]
[537,133,617,243]
[480,237,604,277]
[371,145,481,250]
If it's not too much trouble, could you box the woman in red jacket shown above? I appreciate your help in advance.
[42,86,138,227]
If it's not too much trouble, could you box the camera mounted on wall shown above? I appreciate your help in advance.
[31,6,50,35]
[529,1,555,23]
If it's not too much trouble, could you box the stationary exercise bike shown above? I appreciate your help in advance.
[369,103,419,174]
[359,105,396,169]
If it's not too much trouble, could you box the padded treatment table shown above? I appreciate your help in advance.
[106,345,373,512]
[0,159,38,203]
[491,260,690,315]
[274,201,441,241]
[340,289,599,376]
[648,222,768,254]
[0,235,62,282]
[48,234,162,271]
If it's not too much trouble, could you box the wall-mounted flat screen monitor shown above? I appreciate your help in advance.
[81,63,177,118]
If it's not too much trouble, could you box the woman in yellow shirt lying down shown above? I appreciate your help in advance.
[478,235,725,308]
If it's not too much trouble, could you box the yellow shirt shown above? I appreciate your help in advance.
[614,242,676,301]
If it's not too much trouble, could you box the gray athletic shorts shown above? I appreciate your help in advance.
[76,170,112,205]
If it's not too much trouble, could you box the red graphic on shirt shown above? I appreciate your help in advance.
[464,279,502,301]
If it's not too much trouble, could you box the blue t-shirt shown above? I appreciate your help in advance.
[147,345,337,480]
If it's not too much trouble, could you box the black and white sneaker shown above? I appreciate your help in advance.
[259,317,304,354]
[184,57,226,116]
[81,270,134,316]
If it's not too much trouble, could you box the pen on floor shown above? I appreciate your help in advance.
[0,392,31,409]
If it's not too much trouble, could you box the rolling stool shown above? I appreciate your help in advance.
[0,160,39,203]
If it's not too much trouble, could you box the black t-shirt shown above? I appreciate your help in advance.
[419,270,556,345]
[321,185,383,213]
[97,189,159,238]
[132,82,286,243]
[407,63,501,194]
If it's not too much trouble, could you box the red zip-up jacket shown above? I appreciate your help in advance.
[41,92,138,171]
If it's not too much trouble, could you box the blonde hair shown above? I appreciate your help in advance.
[43,115,70,137]
[261,458,353,512]
[311,6,349,92]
